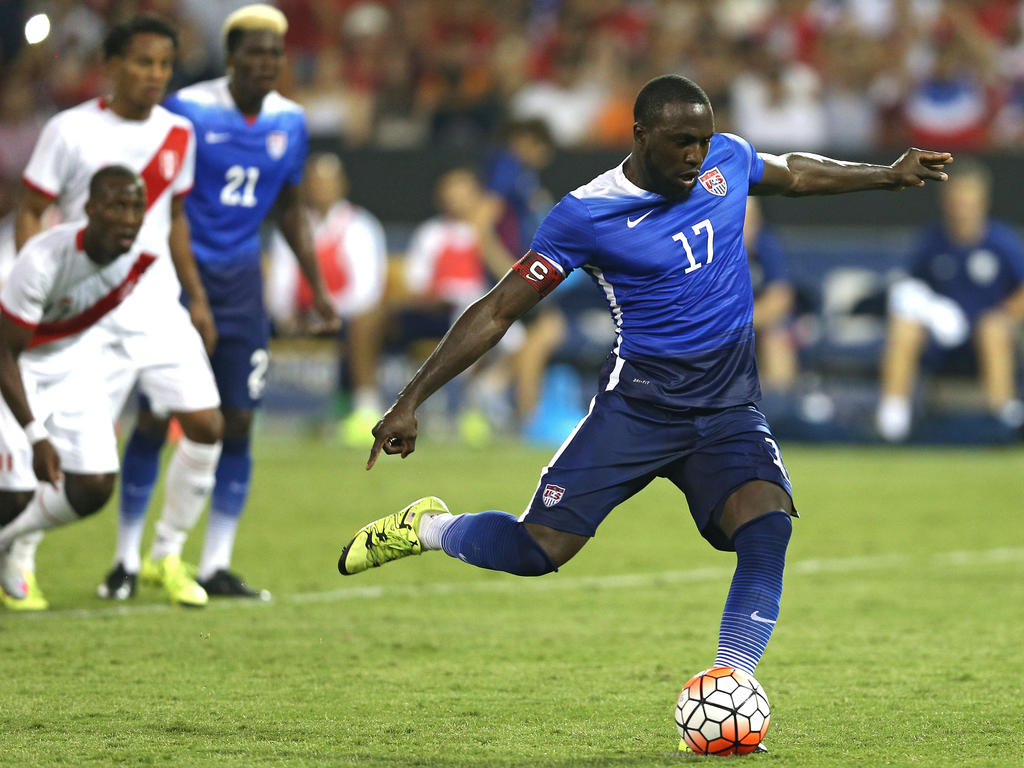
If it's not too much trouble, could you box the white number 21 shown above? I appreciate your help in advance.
[220,165,259,208]
[671,218,715,274]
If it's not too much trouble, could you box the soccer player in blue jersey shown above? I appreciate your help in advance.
[337,75,951,741]
[100,4,337,601]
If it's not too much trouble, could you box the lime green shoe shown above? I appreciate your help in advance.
[1,569,48,611]
[458,409,492,446]
[339,408,380,448]
[141,554,208,607]
[338,496,449,575]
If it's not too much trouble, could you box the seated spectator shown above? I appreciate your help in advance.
[404,167,513,311]
[400,167,523,440]
[745,197,798,394]
[265,153,388,442]
[876,160,1024,441]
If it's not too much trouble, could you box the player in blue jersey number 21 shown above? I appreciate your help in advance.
[339,75,951,736]
[99,5,337,603]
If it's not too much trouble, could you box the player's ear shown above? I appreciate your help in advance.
[633,121,646,147]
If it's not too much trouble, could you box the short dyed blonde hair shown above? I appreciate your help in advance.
[222,4,288,50]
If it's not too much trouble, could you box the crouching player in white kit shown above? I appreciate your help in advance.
[0,168,150,605]
[11,16,224,608]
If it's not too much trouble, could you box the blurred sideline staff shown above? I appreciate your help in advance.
[876,159,1024,441]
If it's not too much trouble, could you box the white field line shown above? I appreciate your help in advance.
[6,546,1023,622]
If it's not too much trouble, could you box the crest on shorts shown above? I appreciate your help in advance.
[542,484,565,508]
[698,166,727,196]
[267,130,288,160]
[158,149,179,180]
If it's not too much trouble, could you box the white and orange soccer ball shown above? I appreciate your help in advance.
[674,666,771,755]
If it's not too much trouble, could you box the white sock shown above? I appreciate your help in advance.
[114,514,147,573]
[876,395,911,442]
[198,510,240,580]
[0,483,78,549]
[996,399,1024,428]
[353,387,381,413]
[10,530,44,572]
[418,512,457,551]
[149,438,221,561]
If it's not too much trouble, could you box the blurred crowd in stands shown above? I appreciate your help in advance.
[3,0,1024,175]
[0,0,1022,444]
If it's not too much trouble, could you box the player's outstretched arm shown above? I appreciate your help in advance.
[0,317,61,486]
[752,148,953,197]
[366,270,544,469]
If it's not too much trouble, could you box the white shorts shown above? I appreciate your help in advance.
[0,362,120,491]
[101,302,221,419]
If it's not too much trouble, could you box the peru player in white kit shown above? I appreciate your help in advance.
[11,17,223,608]
[0,168,150,604]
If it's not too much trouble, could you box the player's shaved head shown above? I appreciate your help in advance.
[223,4,288,54]
[104,15,178,60]
[634,75,712,127]
[89,165,143,198]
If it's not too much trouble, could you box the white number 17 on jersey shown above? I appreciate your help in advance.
[672,218,715,274]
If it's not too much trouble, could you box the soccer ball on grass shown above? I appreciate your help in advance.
[674,666,770,755]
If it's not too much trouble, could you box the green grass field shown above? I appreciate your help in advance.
[1,439,1022,767]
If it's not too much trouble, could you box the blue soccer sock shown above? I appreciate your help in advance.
[199,436,252,580]
[438,510,556,577]
[116,429,166,571]
[713,510,792,675]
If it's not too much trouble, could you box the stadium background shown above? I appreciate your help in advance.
[1,0,1023,444]
[1,5,1022,767]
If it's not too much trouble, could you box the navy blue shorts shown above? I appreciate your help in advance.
[203,259,270,411]
[520,392,794,551]
[208,335,270,410]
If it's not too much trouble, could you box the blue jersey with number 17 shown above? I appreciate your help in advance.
[528,132,765,410]
[164,77,307,268]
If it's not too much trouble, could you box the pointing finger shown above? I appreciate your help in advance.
[366,436,384,470]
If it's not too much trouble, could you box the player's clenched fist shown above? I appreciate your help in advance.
[366,406,418,469]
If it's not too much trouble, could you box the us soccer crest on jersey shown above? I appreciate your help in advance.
[698,166,728,196]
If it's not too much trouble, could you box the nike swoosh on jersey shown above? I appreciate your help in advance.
[205,131,231,143]
[750,611,777,625]
[626,210,654,228]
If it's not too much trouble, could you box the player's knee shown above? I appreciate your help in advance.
[135,408,171,439]
[176,408,224,445]
[523,522,587,568]
[65,473,116,517]
[0,490,34,526]
[222,409,254,440]
[720,480,793,540]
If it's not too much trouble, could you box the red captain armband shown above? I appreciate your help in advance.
[512,251,564,297]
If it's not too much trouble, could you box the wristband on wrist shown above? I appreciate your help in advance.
[23,420,48,445]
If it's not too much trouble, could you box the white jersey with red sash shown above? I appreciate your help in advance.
[21,98,195,336]
[0,222,155,378]
[0,223,156,485]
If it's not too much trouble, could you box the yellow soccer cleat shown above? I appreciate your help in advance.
[339,408,380,448]
[1,569,49,611]
[141,554,208,607]
[338,496,448,575]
